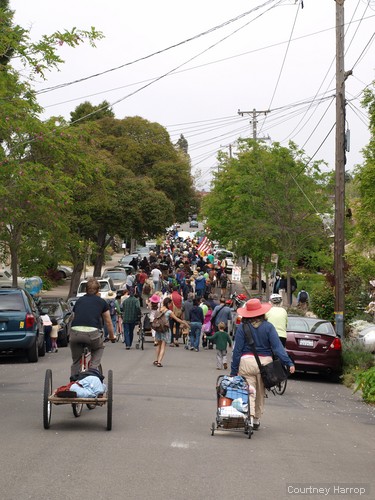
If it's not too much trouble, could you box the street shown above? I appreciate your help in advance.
[0,336,374,500]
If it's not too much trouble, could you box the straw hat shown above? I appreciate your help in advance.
[237,298,272,318]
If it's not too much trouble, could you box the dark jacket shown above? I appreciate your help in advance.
[231,320,293,376]
[189,305,204,323]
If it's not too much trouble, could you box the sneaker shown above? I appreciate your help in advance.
[190,347,194,351]
[194,348,199,352]
[253,418,260,430]
[223,363,227,369]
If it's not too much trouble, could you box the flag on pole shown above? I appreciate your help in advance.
[197,236,212,255]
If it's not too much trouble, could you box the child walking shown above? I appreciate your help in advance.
[50,318,59,353]
[206,321,232,370]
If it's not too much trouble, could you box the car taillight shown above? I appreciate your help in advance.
[329,337,342,350]
[25,313,35,329]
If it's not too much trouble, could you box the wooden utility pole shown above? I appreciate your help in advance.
[238,108,269,140]
[334,0,346,338]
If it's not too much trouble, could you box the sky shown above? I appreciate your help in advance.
[10,0,375,190]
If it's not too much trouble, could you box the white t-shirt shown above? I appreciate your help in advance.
[150,268,162,282]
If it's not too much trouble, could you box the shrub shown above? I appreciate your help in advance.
[310,284,335,321]
[341,339,375,387]
[354,366,375,404]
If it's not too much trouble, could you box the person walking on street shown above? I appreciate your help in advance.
[188,298,204,351]
[211,297,232,332]
[297,289,310,311]
[154,297,187,366]
[230,299,295,430]
[207,321,232,370]
[122,288,141,349]
[70,277,115,378]
[150,265,162,292]
[266,293,288,346]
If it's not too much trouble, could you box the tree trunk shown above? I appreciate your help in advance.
[69,262,84,298]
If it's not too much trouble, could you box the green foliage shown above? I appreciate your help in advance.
[341,339,375,389]
[354,366,375,404]
[202,139,331,269]
[70,101,114,124]
[310,283,335,321]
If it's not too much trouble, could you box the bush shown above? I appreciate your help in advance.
[310,284,335,321]
[355,366,375,404]
[341,339,375,388]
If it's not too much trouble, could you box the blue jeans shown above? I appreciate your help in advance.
[104,315,116,339]
[124,322,136,347]
[190,322,202,350]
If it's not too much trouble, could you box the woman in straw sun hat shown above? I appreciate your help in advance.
[230,298,295,430]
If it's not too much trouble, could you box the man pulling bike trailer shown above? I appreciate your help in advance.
[42,278,115,431]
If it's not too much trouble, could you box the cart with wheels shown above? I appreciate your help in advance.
[43,368,113,431]
[211,375,254,439]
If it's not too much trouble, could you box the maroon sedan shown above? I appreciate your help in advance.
[286,316,342,377]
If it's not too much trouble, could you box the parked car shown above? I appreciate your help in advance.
[214,249,235,261]
[56,265,73,279]
[0,287,45,362]
[67,297,79,310]
[356,325,375,352]
[112,264,136,275]
[0,269,26,288]
[118,254,139,267]
[76,278,116,299]
[39,297,73,347]
[102,268,128,290]
[286,315,342,377]
[189,219,199,228]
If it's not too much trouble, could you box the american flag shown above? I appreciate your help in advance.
[197,236,212,255]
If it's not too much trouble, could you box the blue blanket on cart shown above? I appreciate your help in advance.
[220,376,248,404]
[70,376,107,398]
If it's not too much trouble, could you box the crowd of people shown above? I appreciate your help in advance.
[66,230,295,430]
[112,233,236,367]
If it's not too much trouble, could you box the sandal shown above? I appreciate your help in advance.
[153,360,158,366]
[156,362,163,367]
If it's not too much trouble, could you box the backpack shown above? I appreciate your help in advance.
[143,282,151,295]
[151,311,170,333]
[108,299,116,316]
[299,291,308,303]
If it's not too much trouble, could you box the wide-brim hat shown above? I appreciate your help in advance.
[150,294,161,303]
[237,298,272,318]
[107,291,116,298]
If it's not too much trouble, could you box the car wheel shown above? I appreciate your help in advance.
[26,337,39,363]
[59,329,68,347]
[38,336,46,357]
[57,271,66,280]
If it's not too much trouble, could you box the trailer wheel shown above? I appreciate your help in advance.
[43,369,52,429]
[106,370,113,431]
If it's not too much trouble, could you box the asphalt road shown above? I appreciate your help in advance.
[0,338,374,500]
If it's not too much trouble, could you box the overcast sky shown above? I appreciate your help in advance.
[10,0,375,189]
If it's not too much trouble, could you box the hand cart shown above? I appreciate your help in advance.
[211,375,254,439]
[43,368,113,431]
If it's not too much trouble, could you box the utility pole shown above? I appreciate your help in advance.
[334,0,346,338]
[220,143,233,158]
[238,108,269,140]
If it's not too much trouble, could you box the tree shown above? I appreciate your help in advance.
[203,139,331,303]
[0,2,103,284]
[70,100,114,124]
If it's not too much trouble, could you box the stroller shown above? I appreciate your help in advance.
[211,375,255,439]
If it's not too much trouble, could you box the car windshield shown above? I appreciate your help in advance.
[99,281,110,292]
[41,303,63,316]
[287,317,335,335]
[0,294,25,311]
[104,272,126,280]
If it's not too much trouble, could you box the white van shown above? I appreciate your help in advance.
[76,278,115,299]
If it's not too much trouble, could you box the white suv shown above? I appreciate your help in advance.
[76,278,116,299]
